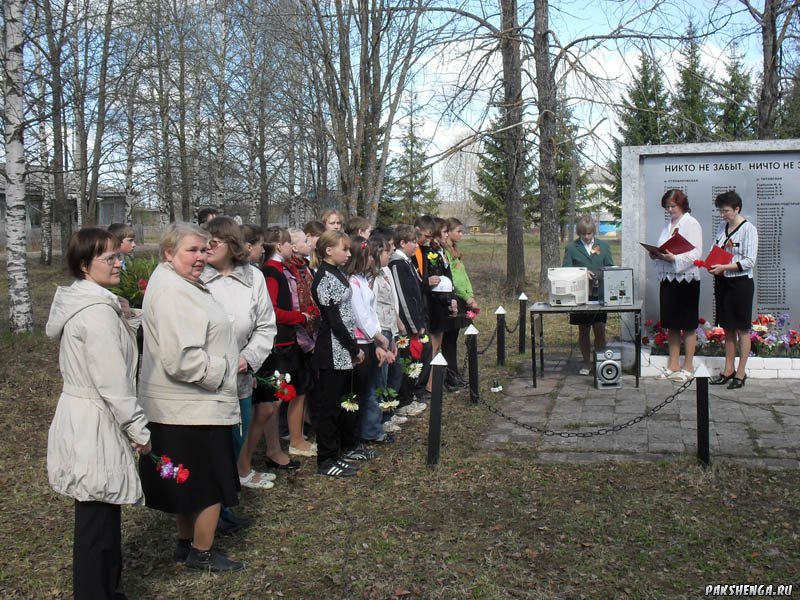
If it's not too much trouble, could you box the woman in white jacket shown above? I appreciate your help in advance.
[46,228,151,600]
[201,216,277,492]
[138,222,243,572]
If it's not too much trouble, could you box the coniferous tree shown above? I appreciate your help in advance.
[469,117,537,230]
[670,23,714,143]
[606,51,670,211]
[552,101,588,238]
[378,114,439,226]
[715,45,757,141]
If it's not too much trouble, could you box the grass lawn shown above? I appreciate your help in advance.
[1,234,798,599]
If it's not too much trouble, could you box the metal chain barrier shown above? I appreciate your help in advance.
[480,378,695,437]
[477,326,498,356]
[504,315,520,334]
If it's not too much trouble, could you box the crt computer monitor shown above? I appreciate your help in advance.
[547,267,589,306]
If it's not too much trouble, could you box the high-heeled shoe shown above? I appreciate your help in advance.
[710,372,735,385]
[727,375,747,389]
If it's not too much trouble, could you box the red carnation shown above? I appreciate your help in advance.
[693,259,706,268]
[645,319,653,327]
[138,278,148,291]
[409,338,423,360]
[698,318,706,325]
[275,381,297,402]
[642,336,650,345]
[175,465,190,484]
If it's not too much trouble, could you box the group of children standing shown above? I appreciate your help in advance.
[106,211,477,483]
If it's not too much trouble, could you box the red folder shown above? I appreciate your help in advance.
[705,245,733,267]
[658,232,695,254]
[640,232,695,256]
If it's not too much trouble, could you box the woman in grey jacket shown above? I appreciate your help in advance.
[46,228,151,600]
[138,222,243,572]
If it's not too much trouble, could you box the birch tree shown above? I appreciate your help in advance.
[302,0,425,222]
[4,0,34,333]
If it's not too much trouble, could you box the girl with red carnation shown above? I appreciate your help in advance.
[250,226,316,471]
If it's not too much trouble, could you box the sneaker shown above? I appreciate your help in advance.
[335,458,361,471]
[342,444,379,461]
[185,547,243,572]
[173,539,192,562]
[390,415,408,424]
[396,402,426,417]
[383,421,401,433]
[317,460,358,478]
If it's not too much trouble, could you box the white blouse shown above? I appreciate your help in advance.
[654,212,703,283]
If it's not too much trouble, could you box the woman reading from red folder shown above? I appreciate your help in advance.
[648,189,702,382]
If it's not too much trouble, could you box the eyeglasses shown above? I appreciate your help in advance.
[208,239,227,249]
[94,253,123,266]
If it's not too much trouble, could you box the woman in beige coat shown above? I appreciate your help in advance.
[46,228,151,600]
[138,222,243,572]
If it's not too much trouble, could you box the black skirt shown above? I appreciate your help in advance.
[714,276,754,331]
[253,343,311,403]
[139,423,239,514]
[428,292,457,334]
[659,279,700,331]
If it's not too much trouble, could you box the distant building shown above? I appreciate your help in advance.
[0,165,157,247]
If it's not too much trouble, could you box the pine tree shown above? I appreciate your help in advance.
[378,113,439,226]
[606,51,670,211]
[670,23,714,143]
[469,116,537,230]
[552,100,589,237]
[618,52,671,147]
[715,45,757,141]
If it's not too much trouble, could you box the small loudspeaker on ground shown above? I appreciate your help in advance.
[595,348,622,389]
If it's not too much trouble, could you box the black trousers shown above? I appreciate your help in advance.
[74,500,122,600]
[312,368,358,466]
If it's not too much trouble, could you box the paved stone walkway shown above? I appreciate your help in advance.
[481,354,800,469]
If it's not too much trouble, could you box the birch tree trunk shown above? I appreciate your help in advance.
[42,0,71,256]
[86,0,115,224]
[306,0,421,223]
[534,0,560,289]
[32,5,53,265]
[68,2,87,227]
[4,0,34,333]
